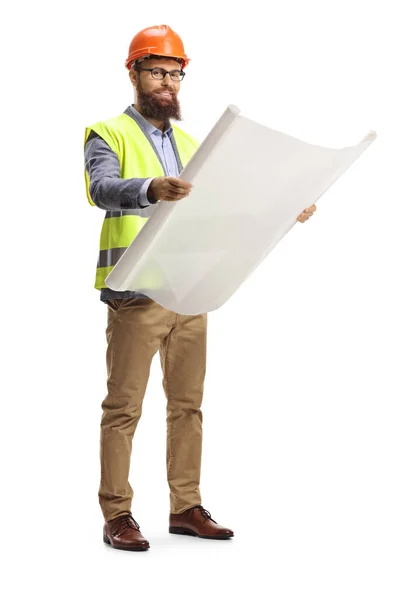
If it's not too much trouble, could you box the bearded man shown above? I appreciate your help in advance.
[84,24,316,553]
[84,24,236,552]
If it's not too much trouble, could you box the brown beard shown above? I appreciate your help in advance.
[136,78,182,122]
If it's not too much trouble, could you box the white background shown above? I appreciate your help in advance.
[1,0,399,598]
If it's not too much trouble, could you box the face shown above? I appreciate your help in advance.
[129,57,183,122]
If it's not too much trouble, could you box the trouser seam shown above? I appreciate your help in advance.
[100,307,121,517]
[164,328,175,481]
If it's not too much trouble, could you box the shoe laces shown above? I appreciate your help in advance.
[110,513,140,536]
[189,504,217,524]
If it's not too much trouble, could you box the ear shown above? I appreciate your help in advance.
[129,68,138,87]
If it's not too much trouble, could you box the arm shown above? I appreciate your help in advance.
[84,131,157,210]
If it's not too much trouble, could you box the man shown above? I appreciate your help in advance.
[84,24,316,552]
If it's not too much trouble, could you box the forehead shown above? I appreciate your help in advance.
[139,57,182,70]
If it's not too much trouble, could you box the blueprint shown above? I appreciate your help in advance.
[105,105,376,315]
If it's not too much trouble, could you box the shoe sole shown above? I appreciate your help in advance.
[103,535,150,551]
[169,526,233,540]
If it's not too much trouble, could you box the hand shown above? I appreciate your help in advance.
[297,204,317,223]
[148,176,192,202]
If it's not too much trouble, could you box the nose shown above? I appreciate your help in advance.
[162,72,173,85]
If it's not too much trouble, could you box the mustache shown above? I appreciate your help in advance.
[154,87,175,94]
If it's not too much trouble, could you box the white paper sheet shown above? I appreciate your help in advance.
[105,105,376,315]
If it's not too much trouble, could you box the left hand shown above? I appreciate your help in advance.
[297,204,317,223]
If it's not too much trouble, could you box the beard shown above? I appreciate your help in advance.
[136,78,182,122]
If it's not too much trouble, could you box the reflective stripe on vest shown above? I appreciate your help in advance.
[84,112,199,290]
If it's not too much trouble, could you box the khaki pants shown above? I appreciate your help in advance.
[99,297,208,521]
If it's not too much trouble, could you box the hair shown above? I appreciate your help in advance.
[132,54,183,70]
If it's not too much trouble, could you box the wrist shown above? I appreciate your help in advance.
[147,178,159,203]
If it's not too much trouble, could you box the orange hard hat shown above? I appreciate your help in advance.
[125,24,190,70]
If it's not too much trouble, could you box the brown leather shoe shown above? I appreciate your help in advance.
[169,505,234,539]
[103,513,150,551]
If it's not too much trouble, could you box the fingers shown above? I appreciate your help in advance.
[297,204,317,221]
[304,204,317,213]
[164,192,189,201]
[165,188,190,198]
[168,178,192,193]
[161,177,192,201]
[168,176,191,187]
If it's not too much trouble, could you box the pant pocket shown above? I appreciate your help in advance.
[106,299,124,311]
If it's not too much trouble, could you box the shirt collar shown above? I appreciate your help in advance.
[127,104,173,137]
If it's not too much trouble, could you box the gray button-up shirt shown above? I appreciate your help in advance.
[84,104,184,304]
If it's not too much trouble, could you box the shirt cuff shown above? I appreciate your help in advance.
[138,178,158,207]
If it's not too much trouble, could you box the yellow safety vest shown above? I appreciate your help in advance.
[84,112,199,290]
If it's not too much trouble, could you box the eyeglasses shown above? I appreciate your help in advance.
[135,67,186,82]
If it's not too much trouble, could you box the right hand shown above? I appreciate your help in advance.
[148,176,192,202]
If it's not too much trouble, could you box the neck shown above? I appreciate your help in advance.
[133,103,165,131]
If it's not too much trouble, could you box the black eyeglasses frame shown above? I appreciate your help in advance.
[134,67,186,82]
